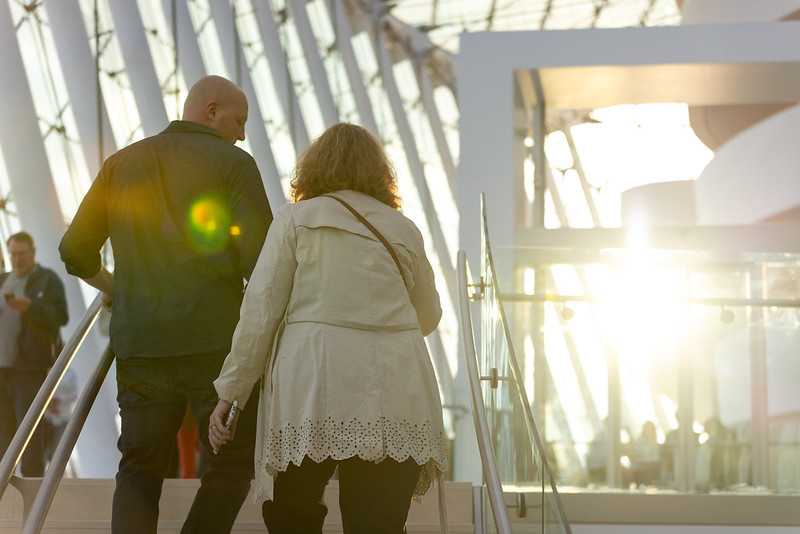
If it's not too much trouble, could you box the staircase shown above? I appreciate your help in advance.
[0,478,475,533]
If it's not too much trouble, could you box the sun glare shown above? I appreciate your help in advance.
[602,253,686,372]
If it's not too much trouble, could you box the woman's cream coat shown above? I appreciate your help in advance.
[214,190,447,502]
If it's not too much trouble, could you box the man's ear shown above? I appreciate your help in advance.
[206,102,218,121]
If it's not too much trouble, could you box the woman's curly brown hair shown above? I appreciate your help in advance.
[290,123,401,209]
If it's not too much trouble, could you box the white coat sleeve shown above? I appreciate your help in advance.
[214,206,297,409]
[408,226,442,337]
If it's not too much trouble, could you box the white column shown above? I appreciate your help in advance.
[107,0,170,136]
[43,0,117,174]
[411,40,457,192]
[249,0,310,151]
[370,11,455,292]
[160,0,208,86]
[455,32,517,487]
[457,34,515,273]
[287,0,338,126]
[209,0,287,208]
[330,0,378,133]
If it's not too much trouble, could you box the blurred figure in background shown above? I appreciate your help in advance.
[43,367,79,475]
[629,420,661,487]
[0,231,68,477]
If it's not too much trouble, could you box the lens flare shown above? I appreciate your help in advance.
[188,195,232,254]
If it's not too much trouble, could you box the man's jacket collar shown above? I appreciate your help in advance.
[161,120,223,140]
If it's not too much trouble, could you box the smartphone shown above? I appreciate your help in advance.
[224,400,238,429]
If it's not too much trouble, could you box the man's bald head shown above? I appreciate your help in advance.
[182,75,249,144]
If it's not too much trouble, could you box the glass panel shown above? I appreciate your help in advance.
[493,242,800,495]
[479,208,572,532]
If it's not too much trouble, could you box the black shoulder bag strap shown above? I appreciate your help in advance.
[324,195,407,288]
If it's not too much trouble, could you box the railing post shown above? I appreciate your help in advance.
[8,476,42,522]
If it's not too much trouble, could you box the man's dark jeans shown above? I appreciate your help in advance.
[112,351,258,534]
[0,368,48,476]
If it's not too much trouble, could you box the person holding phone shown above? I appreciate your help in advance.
[0,231,68,477]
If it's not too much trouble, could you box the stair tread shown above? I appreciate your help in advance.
[1,478,475,533]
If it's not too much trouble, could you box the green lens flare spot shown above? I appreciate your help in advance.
[188,195,232,254]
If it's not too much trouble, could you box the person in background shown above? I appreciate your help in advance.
[209,123,448,533]
[629,420,661,487]
[59,75,272,534]
[585,421,607,486]
[700,416,734,491]
[0,231,69,477]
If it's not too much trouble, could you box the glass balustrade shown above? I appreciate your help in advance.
[457,194,572,532]
[481,225,800,497]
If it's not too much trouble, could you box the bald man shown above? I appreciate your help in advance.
[60,75,272,533]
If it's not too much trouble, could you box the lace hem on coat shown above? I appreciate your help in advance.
[253,416,448,502]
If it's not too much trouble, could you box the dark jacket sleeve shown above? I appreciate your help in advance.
[59,169,110,279]
[25,268,69,330]
[227,156,272,280]
[18,267,69,369]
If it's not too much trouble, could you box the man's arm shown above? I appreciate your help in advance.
[81,266,114,294]
[83,267,114,310]
[60,167,115,310]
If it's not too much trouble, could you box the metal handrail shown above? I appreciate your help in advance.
[0,293,104,497]
[456,250,513,534]
[22,344,114,534]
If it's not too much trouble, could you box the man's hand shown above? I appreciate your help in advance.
[5,294,31,312]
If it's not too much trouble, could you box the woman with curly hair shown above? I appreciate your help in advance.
[209,123,447,533]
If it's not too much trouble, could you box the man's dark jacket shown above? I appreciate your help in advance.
[58,121,272,360]
[0,265,69,370]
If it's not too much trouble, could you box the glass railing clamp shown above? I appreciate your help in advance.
[468,277,485,301]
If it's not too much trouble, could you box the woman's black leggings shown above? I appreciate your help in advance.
[262,455,422,533]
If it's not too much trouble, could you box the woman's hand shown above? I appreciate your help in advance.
[208,399,238,454]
